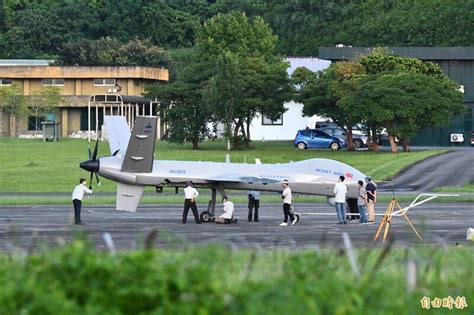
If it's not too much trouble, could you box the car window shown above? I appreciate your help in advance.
[321,128,343,136]
[300,130,311,137]
[314,130,331,138]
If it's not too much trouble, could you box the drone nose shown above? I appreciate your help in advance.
[79,159,99,173]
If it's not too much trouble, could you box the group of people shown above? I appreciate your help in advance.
[333,175,377,225]
[181,180,297,226]
[71,177,375,226]
[182,181,235,224]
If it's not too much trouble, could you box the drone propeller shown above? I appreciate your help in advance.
[80,135,101,190]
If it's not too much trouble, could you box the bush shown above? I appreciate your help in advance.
[0,240,472,314]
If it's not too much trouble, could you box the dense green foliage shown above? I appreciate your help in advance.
[147,12,292,149]
[0,138,447,192]
[146,48,213,149]
[58,37,171,68]
[197,12,292,149]
[0,0,472,60]
[0,239,472,314]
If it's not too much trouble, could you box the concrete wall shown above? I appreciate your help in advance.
[0,66,169,81]
[6,78,145,97]
[249,102,314,141]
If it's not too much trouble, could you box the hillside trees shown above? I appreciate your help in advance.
[59,38,171,68]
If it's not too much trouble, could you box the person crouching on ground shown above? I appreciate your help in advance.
[182,181,201,224]
[357,180,368,224]
[280,180,297,226]
[215,196,234,224]
[72,178,92,225]
[333,175,348,224]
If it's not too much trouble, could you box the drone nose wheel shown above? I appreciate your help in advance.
[200,211,211,223]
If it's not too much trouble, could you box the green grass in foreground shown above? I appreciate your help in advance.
[0,239,472,314]
[435,183,474,193]
[0,138,448,193]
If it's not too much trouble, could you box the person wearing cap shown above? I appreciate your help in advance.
[333,175,348,224]
[182,181,201,224]
[280,180,297,226]
[247,190,260,222]
[365,176,376,224]
[215,195,235,224]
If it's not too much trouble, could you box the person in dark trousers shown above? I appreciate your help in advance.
[182,181,201,224]
[357,180,368,224]
[280,180,297,226]
[72,178,92,225]
[247,190,260,222]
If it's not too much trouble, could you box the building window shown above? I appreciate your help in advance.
[28,116,45,131]
[42,78,65,86]
[0,79,13,86]
[262,115,283,126]
[93,78,116,86]
[80,108,103,131]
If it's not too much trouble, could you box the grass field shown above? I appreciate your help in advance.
[0,138,448,193]
[435,183,474,193]
[0,239,472,314]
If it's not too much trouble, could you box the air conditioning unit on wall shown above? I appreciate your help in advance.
[450,133,464,143]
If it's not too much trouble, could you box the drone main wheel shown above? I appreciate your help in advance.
[200,211,211,223]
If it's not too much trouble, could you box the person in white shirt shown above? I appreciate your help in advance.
[215,196,234,224]
[333,175,348,224]
[280,180,297,226]
[247,190,260,222]
[72,178,92,225]
[182,181,201,224]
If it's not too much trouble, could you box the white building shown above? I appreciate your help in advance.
[249,57,331,141]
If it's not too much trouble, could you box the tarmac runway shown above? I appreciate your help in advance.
[385,149,474,191]
[0,202,472,251]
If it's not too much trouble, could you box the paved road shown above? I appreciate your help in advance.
[1,203,472,251]
[381,150,474,191]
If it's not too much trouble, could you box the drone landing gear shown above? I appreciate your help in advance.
[200,185,226,223]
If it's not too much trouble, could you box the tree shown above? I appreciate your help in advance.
[341,72,464,153]
[29,86,63,131]
[145,49,213,149]
[293,61,366,151]
[353,52,465,152]
[295,51,465,153]
[0,84,28,137]
[197,12,292,149]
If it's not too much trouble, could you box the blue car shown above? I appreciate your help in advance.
[294,129,346,150]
